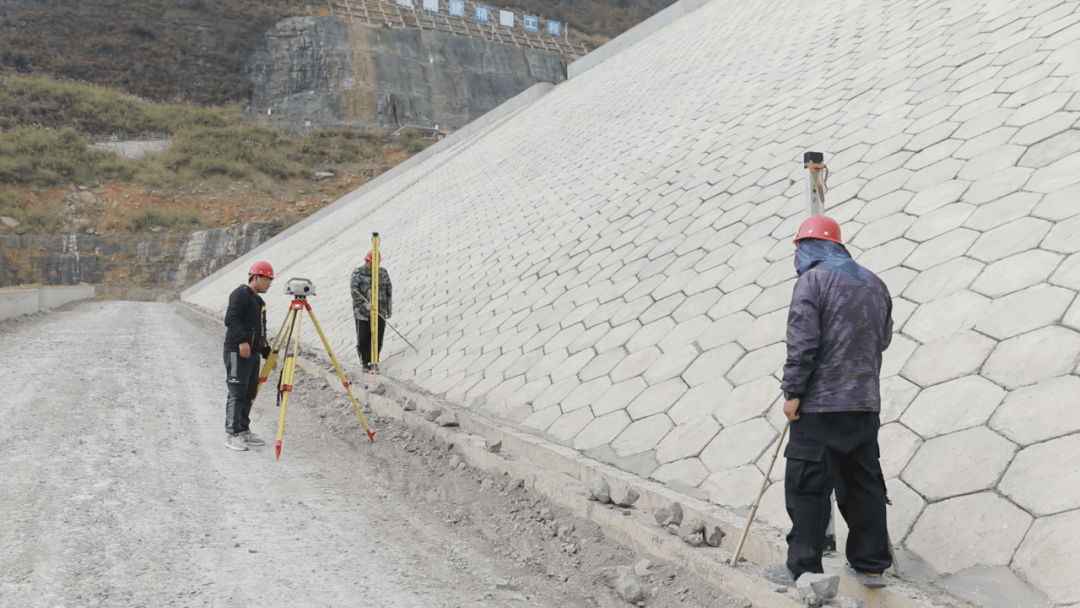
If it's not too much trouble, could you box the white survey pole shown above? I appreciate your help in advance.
[804,151,826,216]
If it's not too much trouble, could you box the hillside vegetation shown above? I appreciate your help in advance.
[0,75,420,236]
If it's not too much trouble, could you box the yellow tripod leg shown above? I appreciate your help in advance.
[305,306,376,442]
[255,308,293,403]
[275,311,303,459]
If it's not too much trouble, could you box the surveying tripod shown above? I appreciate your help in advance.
[256,278,376,459]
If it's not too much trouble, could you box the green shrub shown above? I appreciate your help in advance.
[0,192,62,234]
[406,138,427,153]
[126,209,214,232]
[400,127,420,141]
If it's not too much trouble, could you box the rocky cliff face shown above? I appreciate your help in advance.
[245,16,567,133]
[0,222,279,288]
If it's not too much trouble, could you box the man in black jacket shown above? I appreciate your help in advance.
[223,260,274,451]
[351,250,392,373]
[764,216,894,588]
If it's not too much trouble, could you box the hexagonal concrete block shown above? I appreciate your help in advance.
[736,308,787,350]
[967,217,1053,263]
[611,414,674,457]
[902,375,1005,438]
[726,342,785,385]
[974,284,1075,340]
[668,377,731,425]
[1013,509,1080,605]
[1000,434,1080,516]
[984,326,1080,389]
[878,422,922,479]
[991,376,1080,445]
[698,312,754,349]
[904,228,980,270]
[679,342,743,388]
[610,346,661,383]
[905,203,976,242]
[880,375,921,424]
[1050,252,1080,291]
[906,492,1032,573]
[902,256,984,303]
[654,416,720,464]
[881,334,918,378]
[650,457,710,489]
[970,250,1064,297]
[700,464,766,511]
[902,427,1016,501]
[562,377,613,413]
[642,345,698,385]
[699,418,778,473]
[885,478,925,543]
[901,330,997,387]
[713,376,781,428]
[547,407,596,443]
[627,378,687,420]
[903,290,991,343]
[573,411,631,451]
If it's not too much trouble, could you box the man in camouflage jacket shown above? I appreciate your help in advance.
[350,250,392,372]
[764,216,894,589]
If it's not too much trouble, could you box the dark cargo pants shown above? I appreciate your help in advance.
[224,350,260,436]
[784,412,892,579]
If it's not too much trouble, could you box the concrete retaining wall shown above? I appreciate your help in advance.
[0,285,96,322]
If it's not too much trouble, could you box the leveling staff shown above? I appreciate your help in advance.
[222,260,274,452]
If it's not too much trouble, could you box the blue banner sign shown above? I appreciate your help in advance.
[523,15,538,31]
[546,20,561,35]
[423,0,438,10]
[474,5,490,22]
[449,0,464,17]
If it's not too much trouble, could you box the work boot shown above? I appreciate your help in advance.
[242,431,265,447]
[762,563,796,588]
[225,434,248,451]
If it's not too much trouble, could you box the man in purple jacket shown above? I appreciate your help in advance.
[763,215,894,589]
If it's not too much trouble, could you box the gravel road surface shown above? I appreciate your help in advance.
[0,300,744,608]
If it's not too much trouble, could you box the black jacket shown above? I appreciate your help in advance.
[223,284,268,355]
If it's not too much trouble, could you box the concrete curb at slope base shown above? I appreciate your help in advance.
[294,354,966,608]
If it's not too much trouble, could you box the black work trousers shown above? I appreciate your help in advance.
[355,317,386,367]
[224,350,260,436]
[784,412,892,579]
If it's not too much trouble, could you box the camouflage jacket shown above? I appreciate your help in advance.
[350,266,392,320]
[782,239,892,413]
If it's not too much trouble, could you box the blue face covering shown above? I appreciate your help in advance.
[794,238,866,281]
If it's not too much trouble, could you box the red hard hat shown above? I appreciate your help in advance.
[249,260,274,279]
[793,215,842,244]
[365,250,379,262]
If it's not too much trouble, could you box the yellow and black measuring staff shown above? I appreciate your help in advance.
[369,232,381,373]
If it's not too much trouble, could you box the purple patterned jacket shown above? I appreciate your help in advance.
[781,239,893,413]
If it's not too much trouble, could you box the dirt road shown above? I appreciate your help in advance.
[0,300,743,608]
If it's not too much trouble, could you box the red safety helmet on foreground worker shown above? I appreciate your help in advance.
[248,260,274,279]
[793,215,842,244]
[365,250,381,262]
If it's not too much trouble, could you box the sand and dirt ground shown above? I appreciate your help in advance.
[0,300,747,608]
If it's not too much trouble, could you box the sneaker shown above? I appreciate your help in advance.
[762,563,796,588]
[845,564,887,588]
[225,434,248,451]
[242,431,265,447]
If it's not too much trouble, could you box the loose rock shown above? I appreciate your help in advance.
[615,572,646,603]
[610,483,639,507]
[654,501,683,527]
[796,573,839,606]
[485,437,502,452]
[587,476,611,503]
